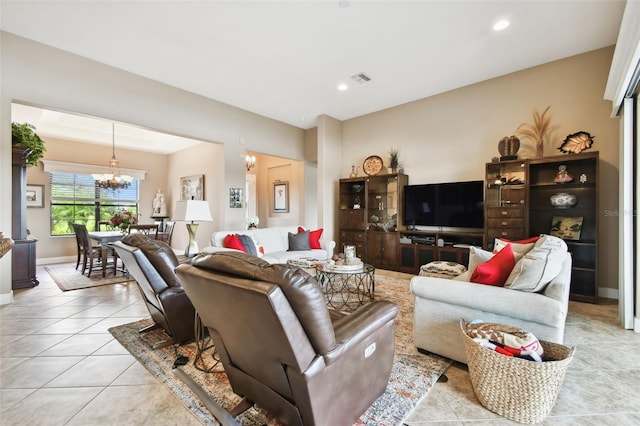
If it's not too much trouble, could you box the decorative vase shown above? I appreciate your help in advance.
[550,193,577,209]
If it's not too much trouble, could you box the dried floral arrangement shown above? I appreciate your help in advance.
[516,106,559,157]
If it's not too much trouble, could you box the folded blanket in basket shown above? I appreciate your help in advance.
[465,320,543,357]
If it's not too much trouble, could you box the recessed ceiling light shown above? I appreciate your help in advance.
[339,1,350,8]
[337,83,349,91]
[493,19,510,31]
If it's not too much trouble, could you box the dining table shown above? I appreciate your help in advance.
[88,230,125,276]
[88,230,170,276]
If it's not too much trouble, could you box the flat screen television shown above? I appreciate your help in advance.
[403,180,484,229]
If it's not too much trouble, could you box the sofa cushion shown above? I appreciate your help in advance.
[470,244,515,286]
[420,261,467,278]
[288,230,311,251]
[223,234,246,252]
[494,237,537,261]
[505,234,568,292]
[299,226,323,249]
[237,234,258,256]
[468,246,494,272]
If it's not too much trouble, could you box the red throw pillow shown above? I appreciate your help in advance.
[223,234,246,253]
[470,244,515,286]
[298,226,323,249]
[498,236,540,244]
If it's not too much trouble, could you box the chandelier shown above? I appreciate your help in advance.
[245,154,256,171]
[92,123,133,190]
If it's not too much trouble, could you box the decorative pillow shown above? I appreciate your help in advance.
[467,246,494,273]
[236,234,257,256]
[223,234,246,253]
[298,226,323,249]
[494,236,538,261]
[505,234,568,292]
[288,230,310,251]
[470,244,515,286]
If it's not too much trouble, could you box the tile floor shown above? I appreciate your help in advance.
[1,266,639,425]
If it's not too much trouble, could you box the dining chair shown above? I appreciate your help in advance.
[163,221,176,245]
[97,220,113,231]
[72,223,117,276]
[128,224,159,239]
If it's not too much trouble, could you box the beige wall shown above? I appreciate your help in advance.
[24,137,170,260]
[341,46,620,294]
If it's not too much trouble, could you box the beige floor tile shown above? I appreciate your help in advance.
[0,356,83,388]
[35,317,102,334]
[78,316,147,334]
[0,388,36,411]
[65,384,202,425]
[1,387,103,425]
[0,334,71,357]
[44,354,135,387]
[0,318,62,335]
[37,333,113,356]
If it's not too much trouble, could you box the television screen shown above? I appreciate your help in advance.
[403,180,484,228]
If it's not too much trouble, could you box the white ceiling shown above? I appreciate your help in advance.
[1,0,626,152]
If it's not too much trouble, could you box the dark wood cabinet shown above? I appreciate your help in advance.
[484,152,599,302]
[11,146,38,289]
[338,173,408,270]
[366,231,398,270]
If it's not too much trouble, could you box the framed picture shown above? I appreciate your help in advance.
[26,184,45,208]
[550,216,583,240]
[229,187,243,208]
[273,181,289,213]
[180,175,204,200]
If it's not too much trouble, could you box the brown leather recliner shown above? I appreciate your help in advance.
[113,234,195,345]
[175,251,399,426]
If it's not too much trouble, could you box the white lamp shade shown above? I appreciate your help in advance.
[174,200,213,222]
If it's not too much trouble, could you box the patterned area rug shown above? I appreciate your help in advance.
[109,270,451,425]
[45,262,132,291]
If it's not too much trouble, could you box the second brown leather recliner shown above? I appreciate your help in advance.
[176,251,398,426]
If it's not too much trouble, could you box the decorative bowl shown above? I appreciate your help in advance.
[550,192,577,209]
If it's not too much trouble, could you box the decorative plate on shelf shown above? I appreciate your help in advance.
[363,155,384,176]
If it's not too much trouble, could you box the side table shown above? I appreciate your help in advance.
[315,264,375,313]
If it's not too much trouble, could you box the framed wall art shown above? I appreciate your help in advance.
[273,181,289,213]
[180,175,204,200]
[229,188,243,208]
[26,184,44,208]
[550,216,583,240]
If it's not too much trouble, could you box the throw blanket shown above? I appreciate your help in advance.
[464,320,543,362]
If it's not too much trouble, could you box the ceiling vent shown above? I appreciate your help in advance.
[350,72,372,84]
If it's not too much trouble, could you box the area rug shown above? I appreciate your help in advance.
[45,262,133,291]
[109,270,451,425]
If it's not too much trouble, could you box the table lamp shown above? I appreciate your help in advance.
[173,199,213,257]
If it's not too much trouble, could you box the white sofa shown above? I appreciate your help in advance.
[202,226,335,264]
[410,238,572,364]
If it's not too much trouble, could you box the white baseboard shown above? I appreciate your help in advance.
[37,256,76,265]
[598,286,618,300]
[635,317,640,333]
[0,292,14,305]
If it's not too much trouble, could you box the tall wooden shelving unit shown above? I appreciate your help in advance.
[484,151,599,302]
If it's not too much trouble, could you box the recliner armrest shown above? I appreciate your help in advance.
[324,301,398,363]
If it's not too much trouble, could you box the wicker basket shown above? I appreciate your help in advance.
[461,322,575,424]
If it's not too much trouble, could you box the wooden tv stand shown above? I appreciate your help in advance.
[398,230,485,274]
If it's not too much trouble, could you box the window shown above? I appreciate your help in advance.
[50,172,138,235]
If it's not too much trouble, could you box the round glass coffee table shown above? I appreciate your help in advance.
[315,264,375,313]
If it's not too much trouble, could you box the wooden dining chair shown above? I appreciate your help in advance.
[128,224,159,239]
[163,221,176,245]
[72,223,117,276]
[97,220,113,231]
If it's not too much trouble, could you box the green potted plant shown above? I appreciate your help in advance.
[12,122,46,167]
[388,147,401,173]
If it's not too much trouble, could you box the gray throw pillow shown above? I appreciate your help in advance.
[288,230,310,251]
[236,234,257,256]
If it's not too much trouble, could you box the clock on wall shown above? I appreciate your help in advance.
[363,155,384,176]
